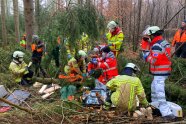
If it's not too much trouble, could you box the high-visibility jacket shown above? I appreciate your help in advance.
[31,43,43,53]
[80,33,89,52]
[78,59,86,73]
[172,29,186,47]
[9,60,29,83]
[65,41,75,56]
[20,40,26,48]
[146,36,171,76]
[87,62,106,84]
[140,39,150,51]
[106,27,124,52]
[87,62,97,72]
[106,75,148,111]
[98,52,118,81]
[64,57,81,75]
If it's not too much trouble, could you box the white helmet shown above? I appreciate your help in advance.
[93,48,99,52]
[32,35,39,42]
[125,63,140,72]
[107,21,117,29]
[13,51,25,58]
[143,26,161,35]
[78,50,87,58]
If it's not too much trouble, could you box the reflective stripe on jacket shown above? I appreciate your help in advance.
[172,29,186,46]
[146,36,171,76]
[9,61,28,83]
[106,75,148,111]
[98,52,118,80]
[107,28,124,51]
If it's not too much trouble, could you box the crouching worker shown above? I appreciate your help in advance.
[9,51,33,85]
[105,63,149,113]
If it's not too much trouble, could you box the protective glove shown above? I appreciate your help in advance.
[140,51,150,60]
[142,51,150,60]
[28,62,32,68]
[90,58,98,65]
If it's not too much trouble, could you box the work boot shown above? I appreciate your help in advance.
[163,114,176,121]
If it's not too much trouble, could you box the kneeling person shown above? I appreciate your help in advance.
[106,63,149,112]
[9,51,33,85]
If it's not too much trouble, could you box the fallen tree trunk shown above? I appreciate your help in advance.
[32,76,95,89]
[32,77,83,87]
[0,98,34,114]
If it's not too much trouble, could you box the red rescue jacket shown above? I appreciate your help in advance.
[146,36,171,76]
[98,52,118,81]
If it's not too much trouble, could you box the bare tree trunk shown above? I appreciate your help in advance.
[24,0,34,48]
[35,0,40,34]
[134,0,142,51]
[150,1,155,25]
[13,0,20,42]
[100,0,103,13]
[78,0,83,5]
[1,0,7,44]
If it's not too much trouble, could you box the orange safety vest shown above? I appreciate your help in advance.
[31,43,43,53]
[172,29,186,46]
[147,36,171,76]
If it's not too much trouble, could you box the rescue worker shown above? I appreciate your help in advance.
[98,46,118,83]
[80,32,89,52]
[77,50,87,76]
[64,51,86,77]
[20,34,26,49]
[172,20,186,58]
[51,36,60,67]
[9,51,33,85]
[106,21,124,57]
[105,63,148,112]
[142,26,175,119]
[31,35,46,77]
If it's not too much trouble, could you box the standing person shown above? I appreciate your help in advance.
[142,26,175,119]
[9,51,33,85]
[106,21,124,57]
[20,34,26,49]
[31,35,46,77]
[172,20,186,58]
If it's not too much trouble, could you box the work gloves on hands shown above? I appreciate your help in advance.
[141,51,150,60]
[90,58,98,65]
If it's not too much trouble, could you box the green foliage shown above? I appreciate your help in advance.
[166,83,186,105]
[117,54,128,74]
[39,2,106,73]
[0,73,16,88]
[140,75,153,102]
[170,58,186,83]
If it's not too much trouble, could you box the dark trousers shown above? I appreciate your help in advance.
[175,42,186,58]
[20,70,34,85]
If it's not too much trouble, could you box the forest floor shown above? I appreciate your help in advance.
[0,44,186,123]
[0,85,185,124]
